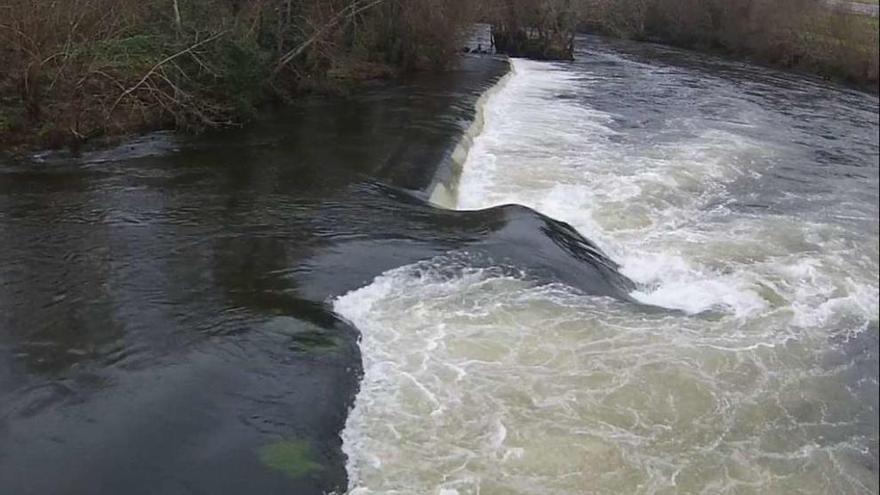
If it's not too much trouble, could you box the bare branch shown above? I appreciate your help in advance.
[111,30,228,113]
[272,0,387,75]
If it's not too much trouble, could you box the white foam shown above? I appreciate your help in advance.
[334,256,875,493]
[451,58,879,321]
[428,70,515,208]
[336,54,879,493]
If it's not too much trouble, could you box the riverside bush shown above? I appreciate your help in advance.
[0,0,477,150]
[576,0,879,87]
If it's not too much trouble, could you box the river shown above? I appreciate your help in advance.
[1,35,878,494]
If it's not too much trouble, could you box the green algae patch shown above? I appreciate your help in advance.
[259,439,323,479]
[288,330,341,355]
[262,317,344,356]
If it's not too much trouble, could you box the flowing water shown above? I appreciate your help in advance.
[0,33,877,495]
[334,40,880,494]
[0,55,510,494]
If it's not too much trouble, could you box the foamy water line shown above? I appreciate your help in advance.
[428,68,515,209]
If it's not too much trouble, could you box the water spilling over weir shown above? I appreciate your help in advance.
[335,42,879,494]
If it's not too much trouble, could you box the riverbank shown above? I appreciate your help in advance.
[5,0,875,155]
[0,61,398,155]
[575,0,879,91]
[0,0,478,154]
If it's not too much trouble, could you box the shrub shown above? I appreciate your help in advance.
[574,0,879,88]
[0,0,480,150]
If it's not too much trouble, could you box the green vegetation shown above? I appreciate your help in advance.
[490,0,577,60]
[0,0,478,151]
[288,329,343,355]
[574,0,879,89]
[258,439,323,479]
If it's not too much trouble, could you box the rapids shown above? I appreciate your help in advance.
[335,38,880,494]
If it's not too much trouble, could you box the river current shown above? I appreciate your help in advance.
[0,34,877,495]
[335,40,880,493]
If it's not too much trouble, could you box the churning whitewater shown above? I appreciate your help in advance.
[334,41,879,494]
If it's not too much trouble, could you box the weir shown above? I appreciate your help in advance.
[427,67,514,208]
[335,35,880,494]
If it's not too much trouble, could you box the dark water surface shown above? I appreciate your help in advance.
[0,54,516,494]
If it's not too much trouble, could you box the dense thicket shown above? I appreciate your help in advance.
[574,0,879,87]
[0,0,477,149]
[488,0,576,60]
